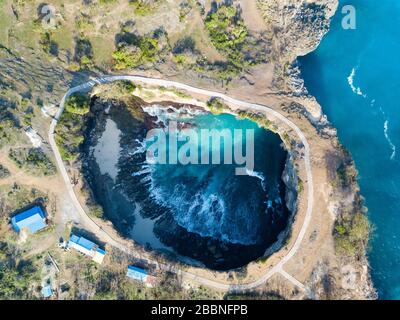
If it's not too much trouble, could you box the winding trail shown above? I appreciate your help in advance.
[48,75,314,294]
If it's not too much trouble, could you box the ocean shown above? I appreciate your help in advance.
[299,0,400,299]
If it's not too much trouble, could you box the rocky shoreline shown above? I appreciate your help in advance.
[275,0,376,299]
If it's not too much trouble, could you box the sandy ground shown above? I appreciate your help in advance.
[238,0,267,32]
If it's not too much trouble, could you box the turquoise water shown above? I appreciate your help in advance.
[147,113,288,246]
[87,103,291,270]
[300,0,400,299]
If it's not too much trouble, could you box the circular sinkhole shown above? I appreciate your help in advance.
[82,97,292,270]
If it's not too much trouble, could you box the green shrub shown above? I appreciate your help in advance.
[173,54,187,65]
[207,97,228,115]
[113,35,159,70]
[116,80,136,94]
[0,242,40,299]
[334,213,370,258]
[129,0,163,16]
[8,148,57,176]
[99,0,117,4]
[0,119,18,148]
[74,37,94,69]
[88,204,104,219]
[237,111,271,129]
[65,94,91,115]
[204,5,248,67]
[0,165,10,179]
[55,93,91,161]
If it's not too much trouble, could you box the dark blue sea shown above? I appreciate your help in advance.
[300,0,400,299]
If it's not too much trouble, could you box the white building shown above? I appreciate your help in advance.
[68,233,106,264]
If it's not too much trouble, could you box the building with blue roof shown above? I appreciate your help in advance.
[11,205,47,234]
[67,233,106,264]
[127,266,148,282]
[41,285,53,298]
[127,265,156,287]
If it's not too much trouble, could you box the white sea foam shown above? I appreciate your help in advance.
[131,138,147,156]
[246,168,267,191]
[132,164,152,177]
[348,67,367,98]
[384,120,396,160]
[372,101,397,161]
[147,177,259,245]
[142,104,206,125]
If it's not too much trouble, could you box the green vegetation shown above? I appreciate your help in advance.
[0,91,22,148]
[113,34,159,70]
[204,5,248,66]
[158,86,191,99]
[94,81,139,104]
[74,37,94,70]
[335,163,357,189]
[75,13,94,32]
[0,184,48,220]
[55,93,91,161]
[109,4,263,82]
[171,36,198,70]
[179,1,193,22]
[225,291,284,300]
[129,0,163,16]
[99,0,118,5]
[65,93,91,115]
[0,242,41,299]
[334,213,370,258]
[88,204,104,219]
[206,97,229,115]
[297,178,304,193]
[0,164,10,179]
[8,148,56,176]
[202,4,256,80]
[0,119,18,148]
[237,111,272,129]
[68,247,219,300]
[115,80,136,94]
[39,31,58,56]
[196,4,268,82]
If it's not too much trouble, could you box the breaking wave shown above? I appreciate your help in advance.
[384,120,396,160]
[348,67,367,98]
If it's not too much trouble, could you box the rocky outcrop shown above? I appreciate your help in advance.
[262,148,299,258]
[257,0,338,94]
[257,0,338,62]
[282,153,299,215]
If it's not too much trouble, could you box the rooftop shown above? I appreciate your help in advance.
[11,205,47,234]
[41,285,53,298]
[127,266,148,282]
[68,233,106,264]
